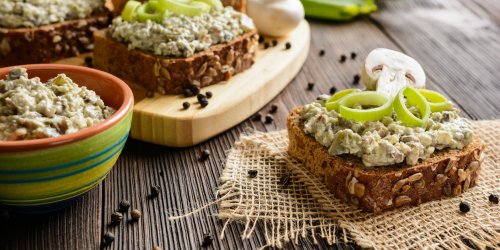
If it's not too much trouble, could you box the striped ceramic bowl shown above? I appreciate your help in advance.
[0,64,133,211]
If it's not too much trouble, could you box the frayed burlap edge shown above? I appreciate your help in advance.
[170,120,500,249]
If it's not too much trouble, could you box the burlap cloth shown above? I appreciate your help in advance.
[170,120,500,249]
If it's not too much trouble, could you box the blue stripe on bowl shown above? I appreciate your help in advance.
[1,169,110,203]
[0,139,126,184]
[0,133,129,174]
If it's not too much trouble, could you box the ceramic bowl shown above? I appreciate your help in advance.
[0,64,133,211]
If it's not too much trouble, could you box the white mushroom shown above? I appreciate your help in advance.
[362,48,426,98]
[247,0,304,37]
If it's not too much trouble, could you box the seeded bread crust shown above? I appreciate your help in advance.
[287,107,485,213]
[0,12,111,67]
[93,29,258,95]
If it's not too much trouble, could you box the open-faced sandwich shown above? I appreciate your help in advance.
[0,0,112,67]
[288,48,485,212]
[94,0,258,95]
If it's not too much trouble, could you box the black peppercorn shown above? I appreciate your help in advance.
[459,201,470,213]
[119,200,130,212]
[102,232,115,245]
[270,104,278,113]
[264,114,274,124]
[248,170,258,178]
[252,112,262,121]
[205,91,213,99]
[200,98,209,108]
[351,52,357,60]
[353,74,360,85]
[319,50,325,56]
[272,40,278,47]
[489,194,499,204]
[264,42,270,49]
[183,88,194,97]
[191,85,201,95]
[201,234,213,247]
[150,185,161,198]
[182,102,190,110]
[131,209,142,221]
[329,87,337,95]
[339,55,347,63]
[197,94,206,103]
[199,149,211,161]
[84,56,93,67]
[307,82,315,90]
[258,36,264,44]
[285,42,291,50]
[111,212,123,224]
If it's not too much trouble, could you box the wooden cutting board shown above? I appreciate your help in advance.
[57,20,310,147]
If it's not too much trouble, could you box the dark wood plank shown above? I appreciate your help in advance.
[370,0,500,120]
[0,187,102,250]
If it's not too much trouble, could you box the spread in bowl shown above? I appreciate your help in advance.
[0,67,115,141]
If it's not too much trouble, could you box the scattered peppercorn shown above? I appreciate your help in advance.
[205,91,213,99]
[131,209,142,221]
[201,234,213,247]
[146,91,154,98]
[319,50,325,56]
[258,36,264,43]
[285,42,291,50]
[353,74,360,85]
[111,212,123,224]
[119,200,130,212]
[183,88,194,97]
[150,185,161,198]
[351,52,357,60]
[248,170,258,178]
[200,98,209,108]
[191,85,201,95]
[197,94,206,103]
[102,232,115,245]
[84,56,93,67]
[252,112,262,121]
[199,149,211,161]
[272,40,278,47]
[489,194,499,204]
[329,87,337,95]
[183,102,191,110]
[280,173,291,189]
[307,82,315,90]
[339,54,347,63]
[459,201,471,213]
[264,114,274,124]
[264,42,270,49]
[270,103,278,113]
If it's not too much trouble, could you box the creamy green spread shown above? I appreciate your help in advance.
[0,0,105,28]
[110,7,255,58]
[301,97,474,167]
[0,68,115,141]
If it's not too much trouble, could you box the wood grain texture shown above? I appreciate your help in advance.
[1,0,500,249]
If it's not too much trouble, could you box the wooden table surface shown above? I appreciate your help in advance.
[1,0,499,249]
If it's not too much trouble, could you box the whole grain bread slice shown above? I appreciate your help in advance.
[0,11,111,67]
[287,107,485,213]
[93,29,258,95]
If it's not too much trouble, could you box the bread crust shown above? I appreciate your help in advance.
[287,107,485,212]
[93,29,258,95]
[0,12,111,67]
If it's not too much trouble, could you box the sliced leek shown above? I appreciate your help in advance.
[338,91,392,122]
[417,89,452,112]
[122,1,142,21]
[394,86,430,127]
[325,88,360,111]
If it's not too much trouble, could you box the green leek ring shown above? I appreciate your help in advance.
[394,86,431,127]
[338,91,392,122]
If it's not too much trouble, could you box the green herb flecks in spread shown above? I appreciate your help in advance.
[0,67,115,141]
[110,7,255,58]
[300,97,474,167]
[0,0,105,28]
